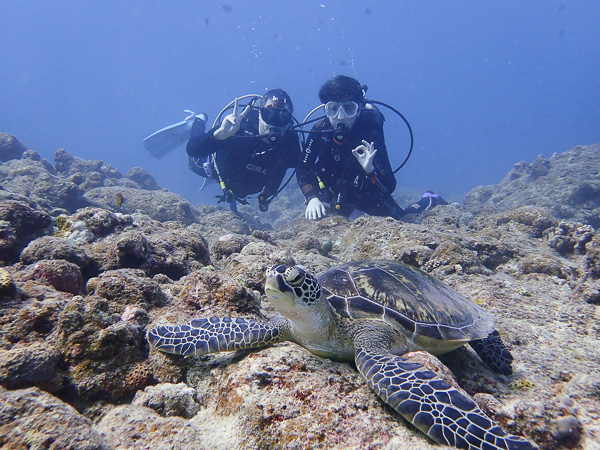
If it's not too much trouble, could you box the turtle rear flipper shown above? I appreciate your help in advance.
[470,330,514,376]
[354,342,536,448]
[147,316,291,357]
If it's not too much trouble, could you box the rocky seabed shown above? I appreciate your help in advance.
[1,133,599,449]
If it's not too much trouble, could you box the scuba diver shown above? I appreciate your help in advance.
[297,75,447,220]
[186,89,300,213]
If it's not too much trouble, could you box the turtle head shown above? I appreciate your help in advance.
[265,264,327,322]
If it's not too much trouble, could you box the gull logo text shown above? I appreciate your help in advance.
[246,164,268,174]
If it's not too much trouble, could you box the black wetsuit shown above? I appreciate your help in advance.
[187,110,299,204]
[296,106,406,219]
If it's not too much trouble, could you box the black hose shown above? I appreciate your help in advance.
[366,100,414,174]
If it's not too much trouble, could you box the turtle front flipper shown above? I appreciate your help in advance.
[354,344,536,449]
[470,330,514,376]
[147,316,291,357]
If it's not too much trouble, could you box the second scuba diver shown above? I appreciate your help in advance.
[297,75,447,220]
[187,89,300,213]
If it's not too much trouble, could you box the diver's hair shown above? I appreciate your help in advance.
[319,75,365,104]
[259,88,293,113]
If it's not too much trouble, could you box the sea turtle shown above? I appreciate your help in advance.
[148,260,536,449]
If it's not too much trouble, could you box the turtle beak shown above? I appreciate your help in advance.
[265,270,293,295]
[266,265,293,291]
[265,265,298,313]
[264,273,278,296]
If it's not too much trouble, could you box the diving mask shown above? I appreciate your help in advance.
[259,106,292,127]
[325,101,359,119]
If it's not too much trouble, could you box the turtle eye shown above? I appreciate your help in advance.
[273,264,287,274]
[285,267,304,286]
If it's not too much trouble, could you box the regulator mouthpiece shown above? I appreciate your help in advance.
[267,128,284,144]
[333,123,348,143]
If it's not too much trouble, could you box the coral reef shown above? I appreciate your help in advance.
[1,137,599,448]
[0,386,107,448]
[464,144,600,228]
[0,133,28,162]
[0,200,51,264]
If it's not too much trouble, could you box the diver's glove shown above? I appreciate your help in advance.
[305,197,326,220]
[352,140,377,174]
[213,97,251,141]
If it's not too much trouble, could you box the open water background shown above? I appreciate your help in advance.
[2,0,599,205]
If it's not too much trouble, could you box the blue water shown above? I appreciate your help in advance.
[2,1,599,205]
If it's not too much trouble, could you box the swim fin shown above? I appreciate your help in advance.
[143,111,207,159]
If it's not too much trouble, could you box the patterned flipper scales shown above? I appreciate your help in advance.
[147,317,290,357]
[470,330,514,376]
[355,346,537,449]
